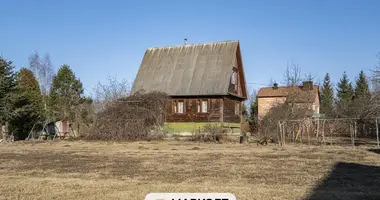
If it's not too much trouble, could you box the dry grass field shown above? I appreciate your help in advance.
[0,140,379,200]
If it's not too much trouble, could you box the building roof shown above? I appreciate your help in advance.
[257,85,319,103]
[131,40,245,97]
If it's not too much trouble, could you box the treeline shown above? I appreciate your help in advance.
[320,71,373,119]
[243,55,380,126]
[0,53,92,140]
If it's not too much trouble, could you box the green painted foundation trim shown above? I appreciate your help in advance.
[163,122,241,134]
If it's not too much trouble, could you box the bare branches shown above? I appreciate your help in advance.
[92,75,132,112]
[28,52,54,95]
[371,53,380,92]
[41,53,54,95]
[283,61,302,86]
[86,91,168,141]
[246,87,257,108]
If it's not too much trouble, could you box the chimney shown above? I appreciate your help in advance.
[302,81,313,90]
[184,38,188,45]
[273,82,278,89]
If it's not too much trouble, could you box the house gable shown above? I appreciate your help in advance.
[131,40,247,99]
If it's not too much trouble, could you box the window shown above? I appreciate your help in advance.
[201,100,208,113]
[177,101,184,113]
[173,101,177,113]
[231,70,238,91]
[231,71,237,84]
[235,102,240,115]
[197,100,208,113]
[173,100,184,114]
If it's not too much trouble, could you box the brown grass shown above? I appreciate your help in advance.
[0,140,379,200]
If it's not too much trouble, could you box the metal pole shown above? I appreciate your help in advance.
[376,118,379,147]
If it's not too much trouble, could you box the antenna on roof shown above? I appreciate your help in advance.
[184,38,188,45]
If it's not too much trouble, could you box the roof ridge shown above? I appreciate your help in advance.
[147,40,239,50]
[259,85,319,89]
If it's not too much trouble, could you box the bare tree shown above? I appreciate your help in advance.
[28,52,55,111]
[246,87,257,108]
[304,72,316,82]
[371,53,380,92]
[40,53,54,95]
[28,51,41,82]
[92,75,132,112]
[268,78,275,87]
[283,61,302,86]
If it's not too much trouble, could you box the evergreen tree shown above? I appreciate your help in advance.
[354,70,370,99]
[0,57,16,128]
[249,97,258,125]
[10,68,44,139]
[49,65,84,121]
[352,71,371,119]
[336,72,354,117]
[320,73,334,117]
[242,103,249,120]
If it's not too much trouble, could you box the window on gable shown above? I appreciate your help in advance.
[231,69,238,91]
[231,71,237,85]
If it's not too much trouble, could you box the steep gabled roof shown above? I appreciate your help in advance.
[131,40,246,97]
[257,85,319,103]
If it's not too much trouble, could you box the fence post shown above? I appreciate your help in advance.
[283,122,286,145]
[322,120,326,146]
[350,122,356,147]
[354,121,357,147]
[277,121,282,146]
[300,124,303,145]
[316,119,320,144]
[376,118,379,147]
[292,124,295,142]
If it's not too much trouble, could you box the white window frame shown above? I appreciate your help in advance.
[235,102,240,115]
[177,101,184,114]
[201,100,208,113]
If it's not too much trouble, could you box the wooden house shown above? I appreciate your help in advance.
[131,40,247,131]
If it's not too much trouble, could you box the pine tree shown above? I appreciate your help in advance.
[0,57,16,128]
[336,72,354,117]
[49,65,84,121]
[9,68,44,139]
[249,97,258,125]
[242,103,249,120]
[320,73,334,117]
[352,71,371,119]
[354,70,370,99]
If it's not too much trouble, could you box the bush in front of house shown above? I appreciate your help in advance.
[85,91,168,141]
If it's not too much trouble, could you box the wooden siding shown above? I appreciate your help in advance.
[166,97,223,123]
[165,95,243,123]
[222,96,242,123]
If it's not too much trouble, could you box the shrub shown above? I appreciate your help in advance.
[190,123,224,143]
[85,91,168,141]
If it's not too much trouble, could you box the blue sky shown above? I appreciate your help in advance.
[1,0,379,95]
